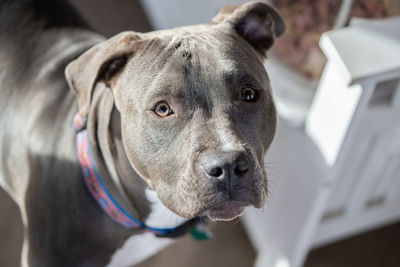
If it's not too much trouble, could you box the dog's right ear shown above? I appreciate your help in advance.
[65,31,141,118]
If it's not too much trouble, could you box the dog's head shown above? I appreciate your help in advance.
[66,2,285,221]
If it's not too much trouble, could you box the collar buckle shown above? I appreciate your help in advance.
[73,113,87,132]
[154,217,207,238]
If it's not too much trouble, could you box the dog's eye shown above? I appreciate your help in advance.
[154,101,173,117]
[241,87,256,102]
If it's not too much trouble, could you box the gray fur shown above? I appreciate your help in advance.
[0,0,284,266]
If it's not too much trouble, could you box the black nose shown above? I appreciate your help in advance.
[202,151,249,182]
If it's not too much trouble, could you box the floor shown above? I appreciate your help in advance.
[68,0,152,37]
[1,186,400,267]
[136,220,256,267]
[0,188,23,267]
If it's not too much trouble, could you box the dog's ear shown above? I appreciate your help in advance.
[212,1,285,56]
[65,31,140,117]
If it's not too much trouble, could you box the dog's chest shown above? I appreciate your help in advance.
[107,232,174,267]
[107,189,186,266]
[144,188,187,228]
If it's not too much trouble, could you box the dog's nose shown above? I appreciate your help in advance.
[202,151,249,182]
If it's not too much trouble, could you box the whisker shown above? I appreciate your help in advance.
[263,161,280,165]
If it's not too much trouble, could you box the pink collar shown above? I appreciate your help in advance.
[73,113,203,237]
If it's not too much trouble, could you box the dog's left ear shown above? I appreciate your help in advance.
[65,31,141,117]
[212,1,285,56]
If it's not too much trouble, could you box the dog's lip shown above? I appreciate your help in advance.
[206,201,250,221]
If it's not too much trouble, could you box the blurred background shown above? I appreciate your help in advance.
[1,0,400,266]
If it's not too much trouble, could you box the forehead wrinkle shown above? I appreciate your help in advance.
[190,32,221,50]
[180,35,264,89]
[143,86,184,105]
[182,66,213,114]
[180,39,248,114]
[136,39,195,107]
[138,40,187,105]
[202,29,268,87]
[224,68,264,89]
[141,70,183,106]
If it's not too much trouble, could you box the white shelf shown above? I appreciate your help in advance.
[320,16,400,85]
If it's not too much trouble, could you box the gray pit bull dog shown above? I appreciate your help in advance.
[0,0,285,266]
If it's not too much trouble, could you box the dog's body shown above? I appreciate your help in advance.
[0,1,134,266]
[0,0,284,266]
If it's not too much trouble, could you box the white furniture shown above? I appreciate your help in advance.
[243,16,400,267]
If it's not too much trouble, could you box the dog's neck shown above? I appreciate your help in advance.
[88,85,186,229]
[86,87,146,222]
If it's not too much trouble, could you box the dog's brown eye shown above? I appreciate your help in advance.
[241,87,256,102]
[154,101,173,117]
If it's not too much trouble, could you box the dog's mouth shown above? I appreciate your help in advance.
[205,201,250,221]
